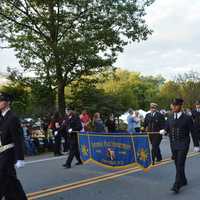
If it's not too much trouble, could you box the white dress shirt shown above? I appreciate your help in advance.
[174,112,182,119]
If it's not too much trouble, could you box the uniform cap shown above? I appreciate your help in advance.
[150,103,158,109]
[0,92,13,102]
[172,98,184,105]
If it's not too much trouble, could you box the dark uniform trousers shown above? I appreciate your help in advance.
[166,113,193,187]
[0,150,27,200]
[65,115,83,167]
[149,135,162,162]
[171,147,189,186]
[0,110,27,200]
[66,132,82,166]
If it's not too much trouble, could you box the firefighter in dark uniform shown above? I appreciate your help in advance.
[144,103,165,165]
[63,111,83,168]
[160,98,193,193]
[191,101,200,152]
[0,92,27,200]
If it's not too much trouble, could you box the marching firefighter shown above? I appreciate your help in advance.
[63,110,83,168]
[191,100,200,152]
[160,98,193,193]
[144,103,165,165]
[0,92,27,200]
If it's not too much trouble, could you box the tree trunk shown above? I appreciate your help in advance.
[57,80,65,117]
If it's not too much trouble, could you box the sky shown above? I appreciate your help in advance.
[0,0,200,79]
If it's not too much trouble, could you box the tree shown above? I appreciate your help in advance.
[158,81,180,109]
[101,69,165,111]
[0,83,30,116]
[175,71,200,107]
[68,77,124,117]
[6,68,56,117]
[0,0,154,115]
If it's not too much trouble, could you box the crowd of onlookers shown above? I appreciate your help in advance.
[21,105,200,157]
[21,109,119,156]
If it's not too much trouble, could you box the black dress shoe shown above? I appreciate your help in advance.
[75,162,83,165]
[156,159,162,163]
[62,163,71,168]
[171,185,180,193]
[180,181,188,187]
[55,153,64,156]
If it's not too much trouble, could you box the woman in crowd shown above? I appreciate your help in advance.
[133,111,142,133]
[49,112,63,156]
[105,113,116,133]
[93,112,106,132]
[80,110,91,131]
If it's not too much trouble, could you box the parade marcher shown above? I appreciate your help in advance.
[105,113,116,133]
[0,92,27,200]
[191,101,200,152]
[63,111,83,168]
[160,98,193,193]
[144,103,165,165]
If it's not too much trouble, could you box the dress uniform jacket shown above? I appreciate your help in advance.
[192,109,200,129]
[0,110,27,200]
[0,110,24,162]
[165,113,193,150]
[144,112,165,141]
[191,109,200,147]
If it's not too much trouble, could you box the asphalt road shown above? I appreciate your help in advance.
[16,137,200,200]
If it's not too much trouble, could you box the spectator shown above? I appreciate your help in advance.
[93,112,106,132]
[134,111,142,133]
[50,112,63,156]
[127,108,135,133]
[80,110,91,131]
[21,123,37,156]
[105,113,116,133]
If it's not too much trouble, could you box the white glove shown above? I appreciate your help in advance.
[159,129,166,135]
[54,131,58,136]
[194,147,200,152]
[15,160,25,168]
[68,128,72,133]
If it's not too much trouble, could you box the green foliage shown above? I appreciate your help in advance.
[68,69,165,117]
[1,83,30,116]
[100,69,164,111]
[69,78,124,117]
[1,73,56,118]
[0,0,154,114]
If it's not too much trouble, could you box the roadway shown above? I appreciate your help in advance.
[16,137,200,200]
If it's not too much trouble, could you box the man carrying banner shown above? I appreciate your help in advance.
[63,110,83,168]
[160,98,193,193]
[144,103,165,165]
[0,92,27,200]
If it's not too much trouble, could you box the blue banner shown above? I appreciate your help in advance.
[79,132,152,169]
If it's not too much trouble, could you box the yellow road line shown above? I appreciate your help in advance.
[27,167,138,198]
[27,152,200,200]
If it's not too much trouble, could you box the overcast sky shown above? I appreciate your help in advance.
[0,0,200,79]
